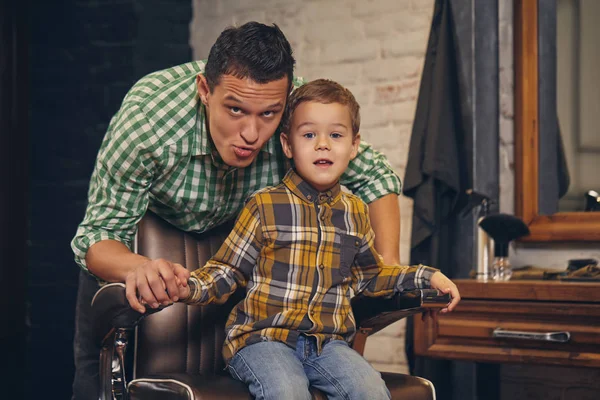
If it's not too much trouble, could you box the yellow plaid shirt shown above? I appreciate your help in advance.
[184,169,437,362]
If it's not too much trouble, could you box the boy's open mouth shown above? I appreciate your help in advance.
[314,159,333,166]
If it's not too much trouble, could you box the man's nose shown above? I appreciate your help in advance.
[240,118,259,144]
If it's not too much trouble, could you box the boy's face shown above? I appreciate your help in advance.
[280,101,360,192]
[197,73,288,168]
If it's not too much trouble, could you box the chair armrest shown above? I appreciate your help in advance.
[91,283,169,343]
[351,289,451,335]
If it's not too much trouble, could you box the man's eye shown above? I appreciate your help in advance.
[262,110,274,117]
[303,132,315,139]
[230,107,242,115]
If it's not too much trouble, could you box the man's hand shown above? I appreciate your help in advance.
[124,258,191,313]
[429,271,461,313]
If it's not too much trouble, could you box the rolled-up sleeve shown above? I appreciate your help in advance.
[71,105,157,271]
[340,142,402,204]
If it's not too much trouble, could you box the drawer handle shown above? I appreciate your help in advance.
[492,328,571,343]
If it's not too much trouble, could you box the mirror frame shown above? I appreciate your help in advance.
[514,0,600,242]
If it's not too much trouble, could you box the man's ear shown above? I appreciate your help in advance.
[351,133,361,159]
[280,133,293,159]
[196,74,210,105]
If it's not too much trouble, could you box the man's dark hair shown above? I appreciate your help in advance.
[204,22,295,92]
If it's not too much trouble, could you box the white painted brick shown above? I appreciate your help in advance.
[304,19,364,45]
[374,79,421,104]
[194,0,223,17]
[344,84,373,108]
[305,63,362,85]
[410,0,435,12]
[360,105,390,129]
[361,125,404,154]
[364,12,431,36]
[232,12,268,27]
[377,319,407,337]
[389,101,417,124]
[321,39,379,65]
[353,0,413,17]
[363,334,408,364]
[305,1,353,21]
[364,57,422,82]
[265,5,305,26]
[382,31,428,58]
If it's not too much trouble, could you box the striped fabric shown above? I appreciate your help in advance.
[184,169,437,362]
[71,61,402,271]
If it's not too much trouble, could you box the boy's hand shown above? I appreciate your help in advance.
[177,276,191,301]
[124,258,190,313]
[429,271,461,313]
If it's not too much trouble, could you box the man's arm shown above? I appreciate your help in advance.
[368,193,400,264]
[72,104,191,312]
[341,141,403,263]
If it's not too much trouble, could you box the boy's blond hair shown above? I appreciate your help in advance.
[281,79,360,136]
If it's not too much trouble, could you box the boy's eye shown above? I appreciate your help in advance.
[331,132,342,138]
[303,132,315,139]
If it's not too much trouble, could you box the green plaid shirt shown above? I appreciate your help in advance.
[183,169,436,362]
[72,61,402,270]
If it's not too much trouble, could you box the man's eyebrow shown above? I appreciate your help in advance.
[223,95,284,110]
[223,94,243,103]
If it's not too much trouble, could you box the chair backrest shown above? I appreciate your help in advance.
[132,211,240,378]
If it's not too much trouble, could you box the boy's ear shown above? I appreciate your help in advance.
[280,133,293,159]
[196,74,210,105]
[351,133,361,159]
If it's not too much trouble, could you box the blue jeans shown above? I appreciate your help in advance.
[228,335,391,400]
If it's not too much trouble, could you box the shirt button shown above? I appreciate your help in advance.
[320,215,326,221]
[307,194,312,200]
[319,264,324,269]
[355,240,360,247]
[310,311,315,316]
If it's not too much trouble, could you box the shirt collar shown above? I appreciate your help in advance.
[282,169,342,205]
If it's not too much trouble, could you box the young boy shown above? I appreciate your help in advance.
[178,79,460,400]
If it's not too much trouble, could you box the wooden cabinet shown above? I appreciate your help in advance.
[414,280,600,368]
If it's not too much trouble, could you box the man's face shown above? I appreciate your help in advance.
[197,74,289,168]
[280,101,360,192]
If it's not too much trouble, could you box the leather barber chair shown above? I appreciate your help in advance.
[92,211,444,399]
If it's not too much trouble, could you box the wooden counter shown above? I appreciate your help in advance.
[414,279,600,368]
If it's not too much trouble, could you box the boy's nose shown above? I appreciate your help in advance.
[315,136,331,150]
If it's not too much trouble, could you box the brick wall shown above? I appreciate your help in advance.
[191,0,435,374]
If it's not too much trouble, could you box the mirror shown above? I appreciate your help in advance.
[514,0,600,241]
[556,0,600,212]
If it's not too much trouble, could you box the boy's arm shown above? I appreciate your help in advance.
[351,221,461,312]
[180,197,263,306]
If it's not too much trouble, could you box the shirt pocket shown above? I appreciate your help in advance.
[339,233,361,277]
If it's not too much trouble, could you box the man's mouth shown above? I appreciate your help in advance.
[233,146,255,158]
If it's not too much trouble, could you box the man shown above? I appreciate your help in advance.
[71,22,402,398]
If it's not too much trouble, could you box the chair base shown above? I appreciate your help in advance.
[128,372,434,400]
